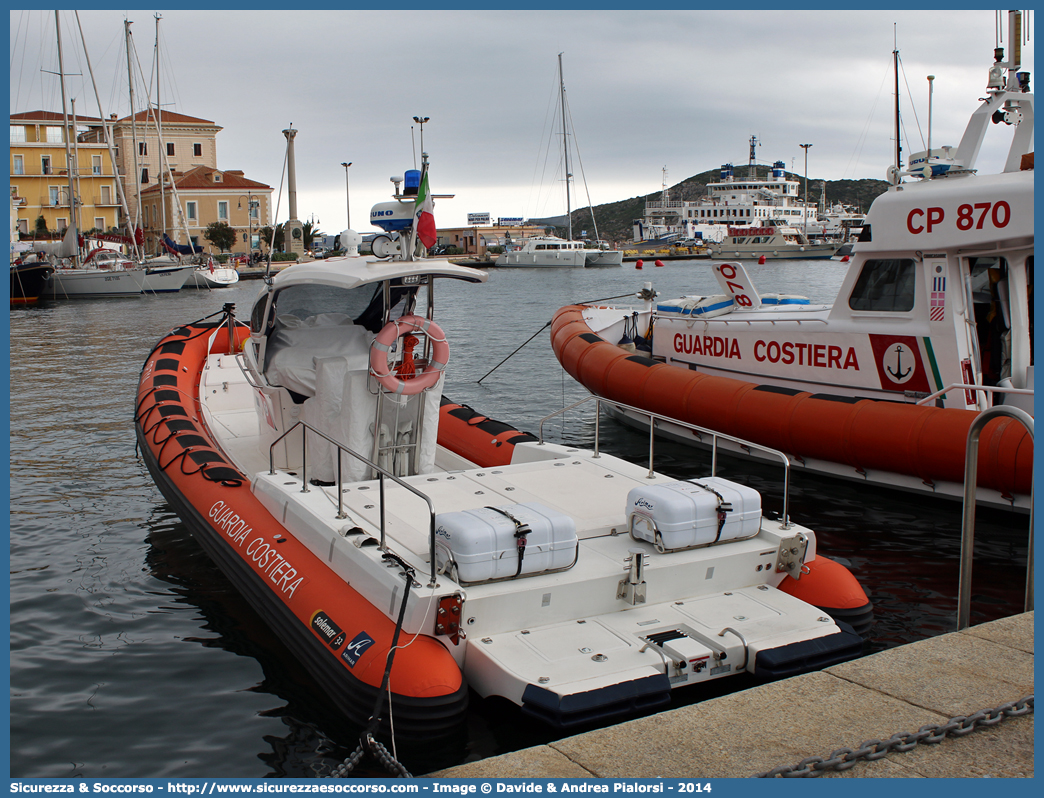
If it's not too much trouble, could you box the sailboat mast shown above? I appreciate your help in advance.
[71,98,82,237]
[155,13,166,243]
[559,53,572,242]
[54,11,80,267]
[75,10,139,260]
[125,20,142,233]
[893,28,901,172]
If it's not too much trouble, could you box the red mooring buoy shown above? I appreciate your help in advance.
[654,259,664,267]
[842,255,850,262]
[635,259,644,269]
[758,255,767,264]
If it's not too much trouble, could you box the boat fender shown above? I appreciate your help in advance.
[369,314,449,396]
[777,555,869,612]
[617,325,636,352]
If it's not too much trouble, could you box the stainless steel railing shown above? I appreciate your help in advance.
[269,420,439,587]
[915,382,1034,410]
[536,395,793,528]
[957,406,1034,629]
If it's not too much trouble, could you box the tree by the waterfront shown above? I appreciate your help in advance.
[204,221,239,252]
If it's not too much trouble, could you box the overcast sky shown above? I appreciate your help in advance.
[10,8,1035,234]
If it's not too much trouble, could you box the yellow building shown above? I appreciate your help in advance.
[9,110,121,237]
[140,165,273,256]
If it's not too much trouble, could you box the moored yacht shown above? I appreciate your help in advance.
[495,234,622,268]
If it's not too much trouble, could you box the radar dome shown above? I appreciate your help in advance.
[340,229,362,256]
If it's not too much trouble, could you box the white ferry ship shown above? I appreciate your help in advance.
[637,138,821,245]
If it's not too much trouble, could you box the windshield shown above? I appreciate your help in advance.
[251,280,423,334]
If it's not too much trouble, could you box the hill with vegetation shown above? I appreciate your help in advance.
[556,165,890,245]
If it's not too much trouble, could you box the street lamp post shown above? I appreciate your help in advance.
[341,162,352,228]
[799,143,812,237]
[238,194,258,260]
[412,115,429,163]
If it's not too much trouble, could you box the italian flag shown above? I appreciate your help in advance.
[414,169,437,249]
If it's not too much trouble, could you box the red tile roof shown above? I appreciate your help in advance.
[140,165,271,196]
[116,109,219,126]
[11,110,106,124]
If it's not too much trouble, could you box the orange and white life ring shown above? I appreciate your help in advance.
[369,314,449,395]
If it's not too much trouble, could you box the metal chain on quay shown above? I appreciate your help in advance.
[753,695,1033,777]
[322,554,417,779]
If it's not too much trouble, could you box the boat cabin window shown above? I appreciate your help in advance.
[848,258,916,312]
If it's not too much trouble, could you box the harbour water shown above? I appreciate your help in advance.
[8,260,1030,777]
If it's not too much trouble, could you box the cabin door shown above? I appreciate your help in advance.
[960,254,1029,409]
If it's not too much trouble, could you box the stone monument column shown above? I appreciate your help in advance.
[282,127,304,257]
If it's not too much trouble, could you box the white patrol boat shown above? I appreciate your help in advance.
[553,12,1033,509]
[135,157,868,748]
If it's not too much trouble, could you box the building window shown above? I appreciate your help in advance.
[49,186,60,206]
[217,201,228,220]
[56,217,68,231]
[41,155,52,175]
[94,217,105,231]
[140,168,149,184]
[166,142,175,157]
[17,219,28,234]
[139,142,148,156]
[100,185,112,205]
[46,126,63,144]
[153,205,159,228]
[186,201,197,221]
[193,143,202,157]
[213,173,222,183]
[13,155,24,175]
[190,236,199,247]
[10,125,26,143]
[92,155,102,175]
[249,201,259,220]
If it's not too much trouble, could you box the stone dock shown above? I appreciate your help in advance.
[431,612,1034,779]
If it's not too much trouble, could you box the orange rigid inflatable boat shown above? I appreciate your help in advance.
[134,161,879,761]
[551,304,1031,505]
[135,317,468,738]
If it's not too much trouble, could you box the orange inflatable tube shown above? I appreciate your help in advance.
[437,398,538,467]
[551,305,1032,500]
[135,320,467,738]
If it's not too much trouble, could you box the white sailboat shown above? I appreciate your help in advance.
[497,54,621,268]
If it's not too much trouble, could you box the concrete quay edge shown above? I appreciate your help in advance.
[430,612,1034,779]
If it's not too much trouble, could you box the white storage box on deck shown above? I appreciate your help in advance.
[434,502,578,583]
[627,477,761,550]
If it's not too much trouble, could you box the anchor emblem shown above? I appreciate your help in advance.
[882,343,916,384]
